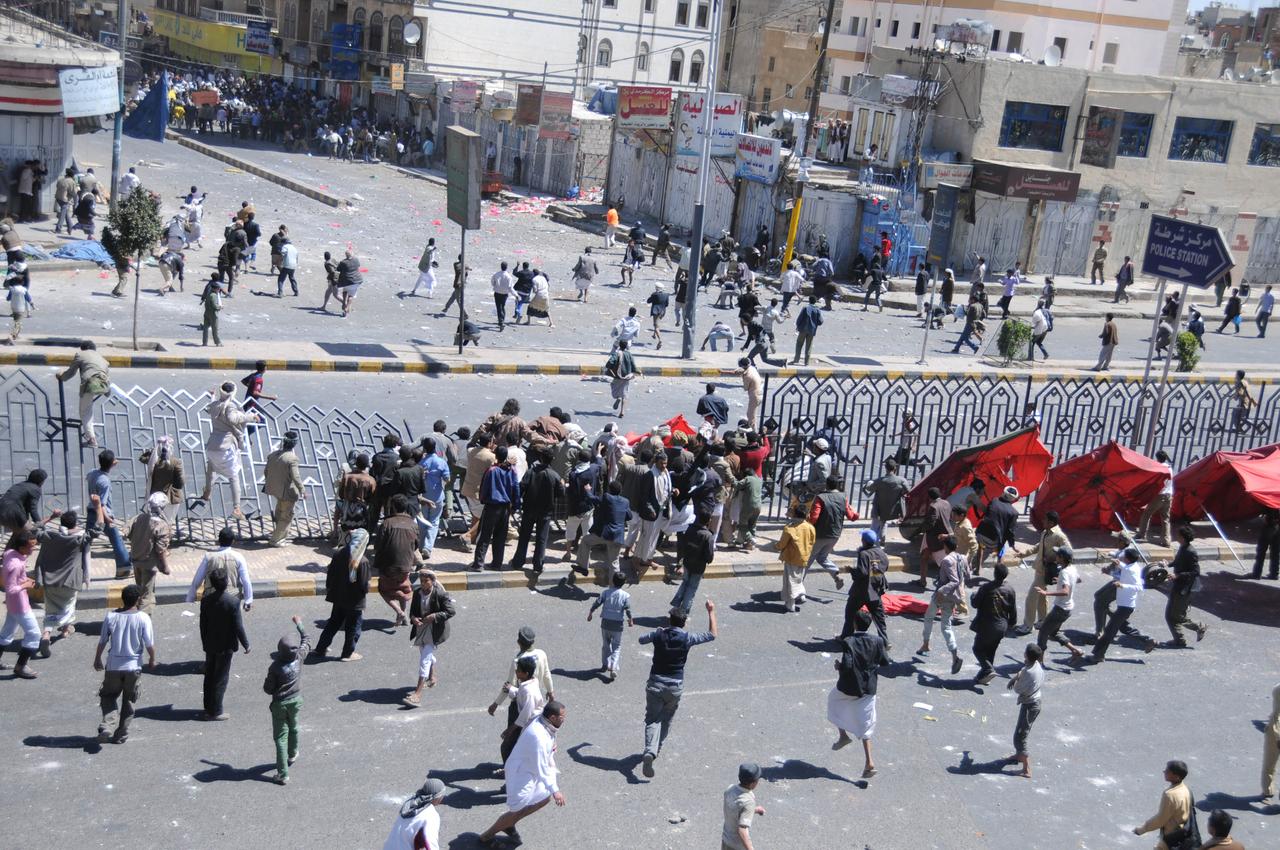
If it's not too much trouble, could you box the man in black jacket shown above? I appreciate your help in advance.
[1163,525,1208,648]
[575,480,633,581]
[199,566,250,721]
[562,449,600,561]
[368,433,402,535]
[312,534,371,661]
[403,569,456,707]
[829,609,891,778]
[842,530,889,646]
[510,447,566,573]
[974,486,1019,577]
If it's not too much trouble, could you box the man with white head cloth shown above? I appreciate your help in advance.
[382,776,446,850]
[197,381,260,519]
[477,700,567,846]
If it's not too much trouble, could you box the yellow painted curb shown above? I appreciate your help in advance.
[275,578,316,598]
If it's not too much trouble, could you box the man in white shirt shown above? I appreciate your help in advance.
[1136,450,1174,546]
[1256,283,1274,338]
[382,776,445,850]
[499,655,546,762]
[491,261,514,330]
[610,307,641,351]
[1029,299,1051,361]
[118,167,141,200]
[779,260,804,316]
[1090,547,1156,662]
[93,584,156,743]
[1034,546,1085,660]
[276,238,299,297]
[185,526,254,610]
[478,701,567,846]
[996,268,1022,319]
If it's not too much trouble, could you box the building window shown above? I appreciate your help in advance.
[990,29,1001,51]
[645,0,656,11]
[282,1,297,39]
[676,0,689,26]
[669,48,684,81]
[911,21,920,39]
[999,101,1069,151]
[637,41,649,71]
[1006,31,1023,53]
[367,10,383,52]
[723,49,731,72]
[767,56,775,71]
[387,15,404,55]
[1118,112,1154,158]
[839,75,852,94]
[761,87,772,109]
[696,1,709,28]
[804,86,812,99]
[875,17,881,28]
[1168,117,1234,162]
[785,83,794,98]
[689,50,704,83]
[1102,42,1119,64]
[1052,36,1067,59]
[890,19,899,37]
[849,16,860,34]
[603,0,617,6]
[596,39,612,67]
[1249,123,1280,166]
[351,6,365,46]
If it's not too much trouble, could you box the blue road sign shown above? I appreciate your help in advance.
[1141,214,1234,289]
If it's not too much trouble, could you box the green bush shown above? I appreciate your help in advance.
[1175,330,1200,372]
[997,318,1033,362]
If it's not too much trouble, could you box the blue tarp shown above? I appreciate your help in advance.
[50,240,116,267]
[123,71,169,142]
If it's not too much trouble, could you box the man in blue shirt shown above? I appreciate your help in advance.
[417,437,451,559]
[638,598,718,778]
[472,446,521,571]
[792,296,824,366]
[86,449,131,578]
[573,479,633,582]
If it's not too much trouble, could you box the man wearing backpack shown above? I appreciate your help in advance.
[1133,760,1197,848]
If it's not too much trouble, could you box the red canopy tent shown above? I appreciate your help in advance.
[905,425,1054,517]
[1029,441,1170,532]
[1172,442,1280,522]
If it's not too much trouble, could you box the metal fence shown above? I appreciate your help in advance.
[0,370,414,543]
[758,371,1277,518]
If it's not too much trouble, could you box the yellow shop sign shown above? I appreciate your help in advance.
[154,10,250,55]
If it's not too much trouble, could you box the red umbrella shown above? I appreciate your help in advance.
[1172,442,1280,522]
[1029,441,1170,532]
[905,425,1054,517]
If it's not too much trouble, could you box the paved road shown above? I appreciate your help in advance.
[4,567,1275,849]
[17,132,1269,373]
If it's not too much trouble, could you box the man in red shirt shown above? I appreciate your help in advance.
[879,231,892,265]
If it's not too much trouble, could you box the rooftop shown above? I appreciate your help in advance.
[0,8,120,69]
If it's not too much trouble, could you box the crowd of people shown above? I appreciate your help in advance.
[0,356,1273,847]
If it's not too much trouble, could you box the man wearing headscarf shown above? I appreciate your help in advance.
[127,493,172,614]
[312,529,371,662]
[382,776,446,850]
[140,435,183,526]
[197,381,260,519]
[264,430,305,546]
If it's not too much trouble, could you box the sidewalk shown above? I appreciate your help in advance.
[3,333,1274,381]
[42,516,1258,611]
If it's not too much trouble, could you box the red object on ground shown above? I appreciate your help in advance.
[1171,442,1280,522]
[881,592,928,616]
[625,414,697,447]
[1029,441,1170,532]
[905,425,1054,517]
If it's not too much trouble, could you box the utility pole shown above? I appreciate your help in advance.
[109,0,128,215]
[781,0,837,270]
[680,0,726,358]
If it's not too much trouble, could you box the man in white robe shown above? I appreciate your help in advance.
[478,701,567,846]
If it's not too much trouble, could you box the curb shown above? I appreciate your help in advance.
[0,346,1253,384]
[48,540,1238,610]
[166,131,349,209]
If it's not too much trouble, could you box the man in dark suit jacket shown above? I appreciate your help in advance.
[509,447,565,574]
[199,566,249,721]
[841,530,890,647]
[575,480,634,581]
[313,535,371,661]
[404,569,457,707]
[1163,525,1208,648]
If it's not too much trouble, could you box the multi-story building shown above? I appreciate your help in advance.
[718,0,824,113]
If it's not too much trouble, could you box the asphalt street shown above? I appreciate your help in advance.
[3,568,1276,849]
[15,131,1267,371]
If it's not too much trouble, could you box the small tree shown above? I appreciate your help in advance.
[1174,330,1201,372]
[100,189,163,351]
[996,318,1033,365]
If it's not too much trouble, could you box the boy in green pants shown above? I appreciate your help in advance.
[263,614,311,785]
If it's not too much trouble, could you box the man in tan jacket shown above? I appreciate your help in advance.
[1014,510,1071,635]
[1134,760,1194,849]
[264,430,304,546]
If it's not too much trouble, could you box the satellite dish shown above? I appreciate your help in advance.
[1042,44,1062,66]
[403,21,422,45]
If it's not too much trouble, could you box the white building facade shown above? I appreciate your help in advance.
[413,0,715,98]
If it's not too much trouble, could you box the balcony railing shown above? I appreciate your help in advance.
[198,6,276,29]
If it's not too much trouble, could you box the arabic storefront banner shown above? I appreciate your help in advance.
[972,160,1080,203]
[515,84,542,126]
[451,80,479,113]
[617,85,672,130]
[58,66,119,118]
[675,92,743,158]
[734,132,781,184]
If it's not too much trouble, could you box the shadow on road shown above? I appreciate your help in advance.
[946,751,1019,777]
[192,758,278,784]
[787,637,838,654]
[761,759,858,786]
[1197,790,1280,815]
[134,704,205,722]
[149,659,203,677]
[730,591,790,615]
[23,734,103,754]
[567,742,643,785]
[550,667,601,682]
[339,687,411,706]
[429,764,506,810]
